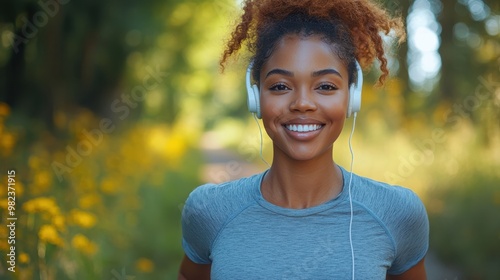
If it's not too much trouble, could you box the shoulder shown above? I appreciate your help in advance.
[350,171,429,274]
[349,171,428,246]
[181,172,264,264]
[184,172,261,219]
[351,172,425,218]
[182,173,263,235]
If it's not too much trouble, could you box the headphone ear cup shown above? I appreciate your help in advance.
[346,61,363,118]
[247,84,261,118]
[351,83,362,115]
[347,84,355,118]
[252,85,261,119]
[247,86,257,114]
[246,61,262,118]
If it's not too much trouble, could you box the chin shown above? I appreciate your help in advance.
[279,146,332,162]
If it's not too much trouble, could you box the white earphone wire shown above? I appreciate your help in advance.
[348,112,357,280]
[253,113,271,168]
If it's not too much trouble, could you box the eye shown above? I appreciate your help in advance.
[269,83,291,91]
[316,83,338,91]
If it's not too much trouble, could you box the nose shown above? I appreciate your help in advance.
[289,87,317,113]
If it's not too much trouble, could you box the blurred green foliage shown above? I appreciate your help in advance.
[0,0,499,279]
[429,168,500,279]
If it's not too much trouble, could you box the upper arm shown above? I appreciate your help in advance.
[180,186,215,280]
[178,254,211,280]
[389,189,429,274]
[181,185,217,264]
[386,257,426,280]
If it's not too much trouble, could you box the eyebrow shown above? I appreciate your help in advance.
[265,68,342,79]
[265,69,293,78]
[312,69,342,78]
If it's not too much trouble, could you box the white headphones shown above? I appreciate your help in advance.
[245,60,363,118]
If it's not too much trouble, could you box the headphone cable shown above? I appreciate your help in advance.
[348,112,357,280]
[253,113,271,168]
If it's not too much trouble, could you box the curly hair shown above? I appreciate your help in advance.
[220,0,405,85]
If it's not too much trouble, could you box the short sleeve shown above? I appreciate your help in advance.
[388,190,430,275]
[181,184,217,264]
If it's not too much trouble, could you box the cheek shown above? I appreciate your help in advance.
[260,94,283,118]
[260,105,279,138]
[319,95,348,120]
[331,105,347,138]
[260,97,286,139]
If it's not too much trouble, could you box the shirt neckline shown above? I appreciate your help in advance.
[253,166,349,217]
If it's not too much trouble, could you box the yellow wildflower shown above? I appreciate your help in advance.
[33,171,53,194]
[71,234,97,256]
[0,227,7,251]
[52,214,66,231]
[0,198,7,209]
[23,197,60,216]
[70,209,97,228]
[78,193,101,209]
[135,258,155,273]
[79,177,96,192]
[0,132,15,153]
[164,131,187,164]
[28,156,42,170]
[38,225,63,246]
[19,253,30,264]
[100,177,119,194]
[148,126,187,167]
[0,102,10,116]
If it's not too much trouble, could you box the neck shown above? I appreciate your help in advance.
[262,148,343,209]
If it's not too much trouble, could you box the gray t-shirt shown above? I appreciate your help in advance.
[181,166,429,279]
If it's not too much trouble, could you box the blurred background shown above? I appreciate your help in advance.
[0,0,498,279]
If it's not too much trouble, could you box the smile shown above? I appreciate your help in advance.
[285,124,323,132]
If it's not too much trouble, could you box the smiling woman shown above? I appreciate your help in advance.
[179,0,429,279]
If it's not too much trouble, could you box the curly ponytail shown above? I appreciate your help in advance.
[220,0,405,85]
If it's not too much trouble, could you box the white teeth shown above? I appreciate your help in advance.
[285,124,322,132]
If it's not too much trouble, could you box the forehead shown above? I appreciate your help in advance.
[262,34,347,76]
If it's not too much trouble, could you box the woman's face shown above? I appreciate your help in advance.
[259,34,349,161]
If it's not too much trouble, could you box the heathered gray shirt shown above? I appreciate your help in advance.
[181,166,429,279]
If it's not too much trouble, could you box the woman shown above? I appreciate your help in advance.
[179,0,429,279]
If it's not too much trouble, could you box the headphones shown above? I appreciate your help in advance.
[245,60,363,118]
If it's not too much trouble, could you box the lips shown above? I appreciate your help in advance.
[281,118,325,141]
